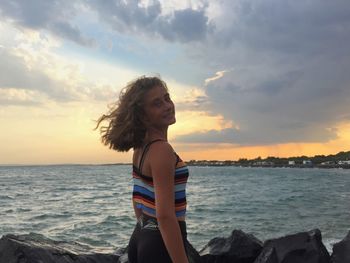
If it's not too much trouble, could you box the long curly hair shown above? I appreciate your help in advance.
[94,76,168,152]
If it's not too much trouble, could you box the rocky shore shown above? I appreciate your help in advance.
[0,229,349,263]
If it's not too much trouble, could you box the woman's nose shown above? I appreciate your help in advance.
[165,100,173,110]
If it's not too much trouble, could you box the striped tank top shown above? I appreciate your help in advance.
[132,140,189,218]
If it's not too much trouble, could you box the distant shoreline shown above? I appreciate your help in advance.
[187,162,350,169]
[0,163,131,167]
[1,150,349,168]
[0,163,349,169]
[187,149,350,169]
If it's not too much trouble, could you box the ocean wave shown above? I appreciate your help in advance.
[29,213,72,221]
[0,195,14,200]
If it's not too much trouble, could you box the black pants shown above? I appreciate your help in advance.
[128,214,200,263]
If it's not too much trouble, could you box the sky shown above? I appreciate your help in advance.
[0,0,350,165]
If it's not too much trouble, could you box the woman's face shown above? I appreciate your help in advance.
[142,85,176,128]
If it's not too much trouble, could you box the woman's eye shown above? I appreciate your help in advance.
[153,101,162,107]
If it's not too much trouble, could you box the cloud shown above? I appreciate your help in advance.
[173,87,210,111]
[176,124,338,145]
[0,88,45,107]
[205,0,350,56]
[49,21,95,47]
[0,0,212,44]
[179,58,350,145]
[0,48,77,102]
[204,70,228,85]
[173,0,350,145]
[0,46,128,105]
[0,29,119,106]
[0,0,95,46]
[87,0,212,42]
[159,8,210,42]
[187,0,350,73]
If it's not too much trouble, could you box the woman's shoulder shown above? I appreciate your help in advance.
[149,140,174,155]
[148,141,176,164]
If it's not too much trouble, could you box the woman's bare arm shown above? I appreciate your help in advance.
[149,142,189,263]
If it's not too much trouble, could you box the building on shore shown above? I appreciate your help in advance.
[320,161,336,165]
[338,160,350,165]
[302,160,313,166]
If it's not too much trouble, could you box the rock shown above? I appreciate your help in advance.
[199,229,263,263]
[0,233,120,263]
[186,241,203,263]
[1,229,347,263]
[331,230,350,263]
[254,229,330,263]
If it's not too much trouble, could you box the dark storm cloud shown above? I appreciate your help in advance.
[86,0,211,42]
[85,0,162,32]
[0,0,211,43]
[175,0,350,145]
[176,126,337,145]
[209,0,350,57]
[176,56,350,144]
[157,8,210,42]
[0,0,95,46]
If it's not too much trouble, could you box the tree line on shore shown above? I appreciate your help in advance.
[187,150,350,168]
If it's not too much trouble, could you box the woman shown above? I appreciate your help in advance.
[95,76,200,263]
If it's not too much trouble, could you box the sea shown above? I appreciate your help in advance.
[0,165,349,254]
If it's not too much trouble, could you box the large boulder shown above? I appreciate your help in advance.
[199,229,263,263]
[254,229,330,263]
[331,230,350,263]
[0,233,120,263]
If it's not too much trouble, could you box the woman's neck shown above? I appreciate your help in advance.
[145,127,168,142]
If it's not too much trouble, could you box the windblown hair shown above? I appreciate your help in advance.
[94,76,168,152]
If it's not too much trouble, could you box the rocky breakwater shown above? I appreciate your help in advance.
[0,229,349,263]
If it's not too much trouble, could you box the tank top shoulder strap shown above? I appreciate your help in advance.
[174,152,180,166]
[138,139,164,172]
